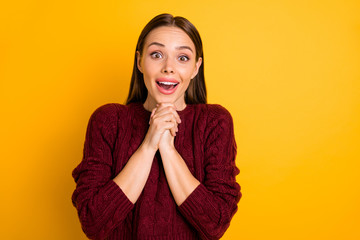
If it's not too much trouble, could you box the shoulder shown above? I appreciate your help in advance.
[193,104,233,123]
[192,104,235,140]
[90,102,145,124]
[188,105,237,155]
[88,103,135,128]
[207,104,232,119]
[90,103,122,120]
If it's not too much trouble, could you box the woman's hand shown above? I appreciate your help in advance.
[143,103,181,151]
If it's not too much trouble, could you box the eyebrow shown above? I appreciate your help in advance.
[147,42,193,53]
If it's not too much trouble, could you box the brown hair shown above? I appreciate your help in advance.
[126,13,207,104]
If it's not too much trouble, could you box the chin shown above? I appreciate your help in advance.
[156,95,177,104]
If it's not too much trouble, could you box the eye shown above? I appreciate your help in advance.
[178,55,189,62]
[150,52,163,59]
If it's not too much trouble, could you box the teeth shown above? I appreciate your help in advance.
[158,82,178,86]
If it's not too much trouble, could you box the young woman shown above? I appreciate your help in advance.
[72,13,241,240]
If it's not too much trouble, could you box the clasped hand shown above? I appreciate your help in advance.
[144,103,181,151]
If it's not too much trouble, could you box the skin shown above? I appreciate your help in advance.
[113,26,202,206]
[137,26,202,112]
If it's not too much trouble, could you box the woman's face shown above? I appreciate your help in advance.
[137,26,202,110]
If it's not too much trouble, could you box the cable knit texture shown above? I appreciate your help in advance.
[72,102,241,240]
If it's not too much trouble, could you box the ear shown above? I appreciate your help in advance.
[191,57,202,79]
[136,51,143,73]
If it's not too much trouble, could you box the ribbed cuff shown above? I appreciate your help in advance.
[178,183,219,220]
[102,180,134,222]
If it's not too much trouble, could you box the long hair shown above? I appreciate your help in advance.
[126,13,207,104]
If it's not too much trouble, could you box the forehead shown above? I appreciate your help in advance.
[144,26,195,49]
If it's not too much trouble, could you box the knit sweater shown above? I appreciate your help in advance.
[72,102,241,240]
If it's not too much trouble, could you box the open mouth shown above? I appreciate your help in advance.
[156,81,179,90]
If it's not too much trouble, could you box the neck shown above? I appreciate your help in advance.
[143,98,157,111]
[143,97,187,111]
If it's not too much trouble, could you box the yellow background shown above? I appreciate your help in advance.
[1,0,359,239]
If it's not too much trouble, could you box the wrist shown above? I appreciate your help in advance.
[139,141,158,155]
[159,141,176,154]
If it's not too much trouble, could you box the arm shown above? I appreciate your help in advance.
[113,104,180,202]
[72,104,135,240]
[160,106,241,240]
[72,103,179,239]
[158,130,200,206]
[148,103,199,205]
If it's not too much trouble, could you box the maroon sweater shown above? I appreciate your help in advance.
[72,102,241,240]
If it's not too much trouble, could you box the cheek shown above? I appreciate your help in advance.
[142,59,160,77]
[141,62,153,80]
[141,61,154,87]
[179,65,196,81]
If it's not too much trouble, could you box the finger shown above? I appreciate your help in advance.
[156,102,176,111]
[154,108,180,123]
[173,117,178,132]
[151,115,178,136]
[170,117,178,136]
[152,113,179,129]
[150,107,157,119]
[149,108,157,124]
[153,105,181,124]
[161,121,176,133]
[170,126,176,136]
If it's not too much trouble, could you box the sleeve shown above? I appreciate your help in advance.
[178,105,241,240]
[71,104,134,240]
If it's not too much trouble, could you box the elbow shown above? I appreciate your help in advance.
[202,203,239,240]
[202,222,235,240]
[78,214,106,240]
[72,182,133,240]
[75,204,111,240]
[81,226,107,240]
[201,219,232,240]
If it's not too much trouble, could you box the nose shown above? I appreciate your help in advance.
[161,58,175,74]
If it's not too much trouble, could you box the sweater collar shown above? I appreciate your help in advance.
[131,102,192,118]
